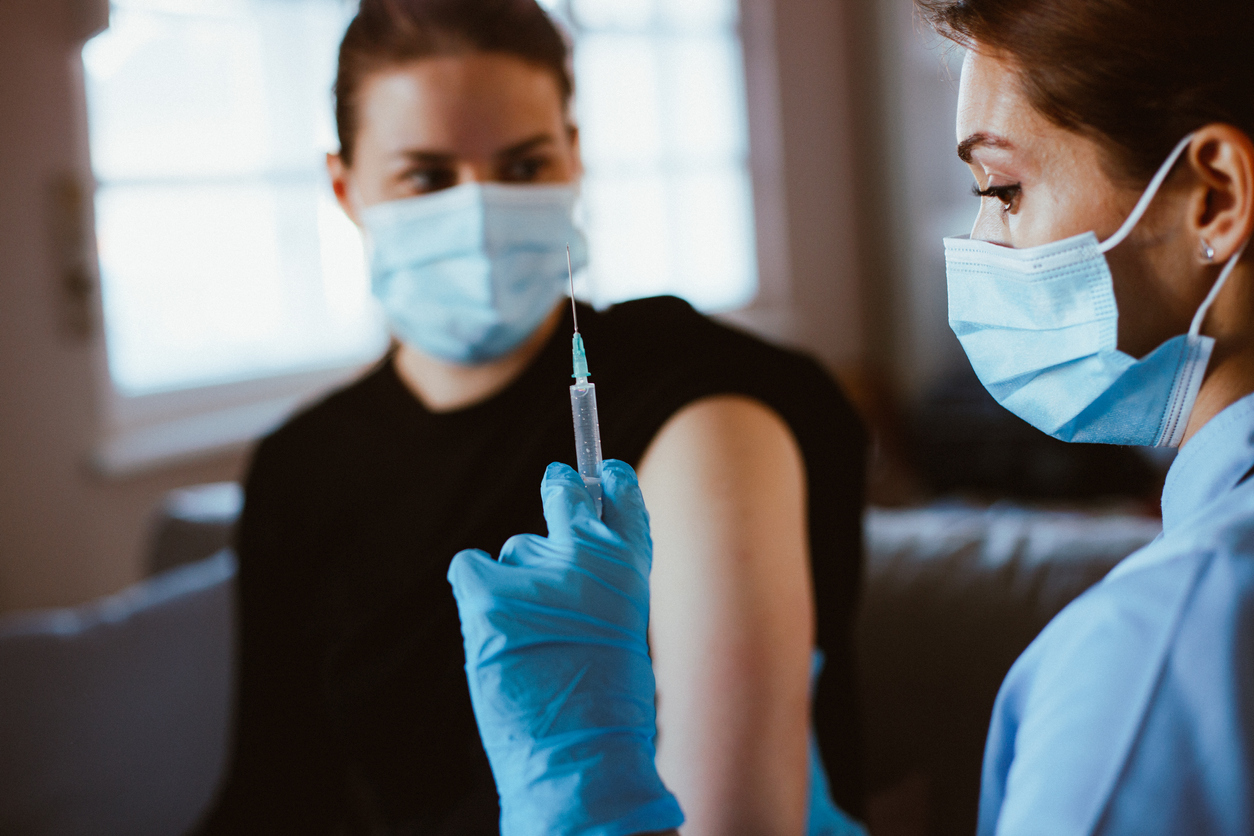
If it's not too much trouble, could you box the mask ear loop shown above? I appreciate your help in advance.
[1099,134,1197,254]
[1156,235,1250,447]
[1190,236,1251,337]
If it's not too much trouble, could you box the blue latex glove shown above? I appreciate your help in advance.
[806,653,870,836]
[448,460,685,836]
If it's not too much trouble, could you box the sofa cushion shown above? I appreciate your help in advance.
[0,551,236,836]
[147,483,241,576]
[857,503,1162,836]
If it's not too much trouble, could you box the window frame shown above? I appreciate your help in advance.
[80,0,381,476]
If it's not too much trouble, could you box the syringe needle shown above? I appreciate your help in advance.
[567,243,579,333]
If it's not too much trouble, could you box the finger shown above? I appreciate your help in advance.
[446,548,508,629]
[447,548,498,596]
[540,461,600,547]
[498,533,551,567]
[600,459,653,562]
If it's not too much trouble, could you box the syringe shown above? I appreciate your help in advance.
[567,246,604,517]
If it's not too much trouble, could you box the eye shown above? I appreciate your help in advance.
[972,182,1022,213]
[501,156,550,182]
[403,166,458,194]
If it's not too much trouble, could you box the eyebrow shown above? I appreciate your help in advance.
[400,149,455,166]
[957,132,1014,163]
[397,134,556,165]
[494,133,556,160]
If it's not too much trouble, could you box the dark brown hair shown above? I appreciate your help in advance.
[334,0,574,165]
[917,0,1254,183]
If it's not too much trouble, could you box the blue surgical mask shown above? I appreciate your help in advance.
[945,134,1250,447]
[362,182,589,364]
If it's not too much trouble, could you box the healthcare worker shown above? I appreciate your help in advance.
[448,0,1254,833]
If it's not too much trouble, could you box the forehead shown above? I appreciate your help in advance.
[954,49,1039,145]
[356,53,566,153]
[953,48,1115,184]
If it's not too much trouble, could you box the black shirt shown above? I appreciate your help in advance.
[200,297,866,835]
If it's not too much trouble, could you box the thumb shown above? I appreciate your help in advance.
[540,461,600,547]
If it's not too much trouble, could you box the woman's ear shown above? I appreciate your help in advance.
[1187,125,1254,263]
[327,152,362,227]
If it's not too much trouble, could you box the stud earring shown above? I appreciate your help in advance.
[1201,238,1216,262]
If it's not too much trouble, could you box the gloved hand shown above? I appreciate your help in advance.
[447,460,684,836]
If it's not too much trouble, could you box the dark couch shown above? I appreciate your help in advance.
[0,485,1161,836]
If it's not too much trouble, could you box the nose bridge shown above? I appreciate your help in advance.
[456,158,497,188]
[971,203,1009,245]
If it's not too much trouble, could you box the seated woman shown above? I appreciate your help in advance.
[450,0,1254,833]
[198,1,865,833]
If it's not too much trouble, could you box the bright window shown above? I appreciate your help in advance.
[547,0,758,311]
[82,0,758,469]
[83,0,383,398]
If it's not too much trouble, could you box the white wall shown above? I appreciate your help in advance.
[0,0,245,613]
[859,0,976,400]
[736,0,976,402]
[731,0,866,375]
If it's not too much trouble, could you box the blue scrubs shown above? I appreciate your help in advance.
[980,392,1254,835]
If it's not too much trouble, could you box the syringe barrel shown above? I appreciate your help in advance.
[570,380,604,517]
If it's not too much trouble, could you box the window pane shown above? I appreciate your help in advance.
[84,0,382,398]
[571,0,656,31]
[83,2,347,181]
[84,8,271,179]
[581,167,755,310]
[664,37,748,162]
[574,34,663,169]
[581,174,671,301]
[659,0,739,30]
[572,13,757,312]
[669,169,757,310]
[95,181,381,395]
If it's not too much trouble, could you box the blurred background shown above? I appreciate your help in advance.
[0,1,1167,834]
[4,0,1166,614]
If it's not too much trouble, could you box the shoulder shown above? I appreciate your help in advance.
[251,358,397,472]
[235,359,408,574]
[987,531,1254,834]
[243,357,405,514]
[643,395,804,479]
[600,296,829,381]
[594,296,865,452]
[981,564,1171,833]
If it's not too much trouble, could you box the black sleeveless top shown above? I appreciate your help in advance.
[200,297,866,835]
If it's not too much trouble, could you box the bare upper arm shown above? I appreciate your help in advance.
[637,394,813,836]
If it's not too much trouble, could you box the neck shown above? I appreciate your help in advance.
[394,304,565,413]
[1182,260,1254,445]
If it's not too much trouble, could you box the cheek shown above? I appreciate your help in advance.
[351,168,397,205]
[348,149,417,206]
[1013,155,1133,248]
[1008,185,1104,248]
[970,189,1094,249]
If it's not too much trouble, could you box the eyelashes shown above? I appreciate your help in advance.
[972,182,1022,210]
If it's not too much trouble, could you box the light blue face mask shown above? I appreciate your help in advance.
[362,182,589,364]
[946,134,1250,447]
